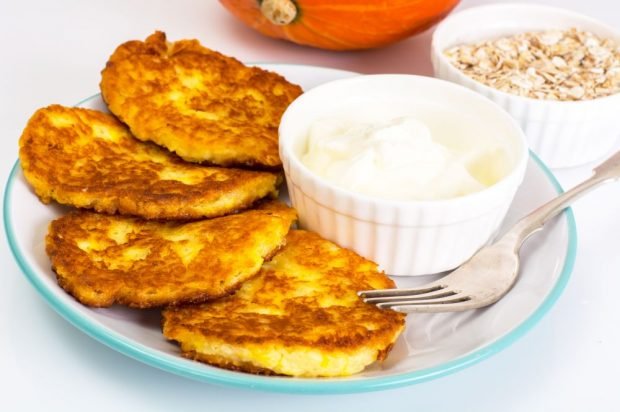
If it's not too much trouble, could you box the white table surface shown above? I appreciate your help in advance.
[1,0,619,410]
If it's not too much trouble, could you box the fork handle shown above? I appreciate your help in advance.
[507,149,620,248]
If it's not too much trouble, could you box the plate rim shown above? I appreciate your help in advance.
[4,66,577,394]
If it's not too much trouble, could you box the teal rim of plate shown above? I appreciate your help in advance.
[4,97,577,396]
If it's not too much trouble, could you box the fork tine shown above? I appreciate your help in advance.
[363,290,458,305]
[381,296,475,313]
[376,295,471,310]
[358,284,446,299]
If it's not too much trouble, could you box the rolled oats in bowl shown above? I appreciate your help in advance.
[432,4,620,168]
[444,28,620,101]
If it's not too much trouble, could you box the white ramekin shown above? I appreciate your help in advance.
[279,75,528,276]
[432,3,620,169]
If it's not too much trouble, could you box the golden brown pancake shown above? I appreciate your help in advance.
[100,31,303,168]
[19,105,280,219]
[46,201,296,308]
[162,230,405,377]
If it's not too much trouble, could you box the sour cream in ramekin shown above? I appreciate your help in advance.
[302,111,512,201]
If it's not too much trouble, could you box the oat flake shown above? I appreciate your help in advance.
[444,28,620,101]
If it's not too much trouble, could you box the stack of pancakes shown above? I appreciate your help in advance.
[18,32,404,378]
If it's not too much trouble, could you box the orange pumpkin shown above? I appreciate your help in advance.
[219,0,461,51]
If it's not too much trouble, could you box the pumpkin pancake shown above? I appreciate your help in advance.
[162,230,405,377]
[100,31,303,168]
[46,201,296,308]
[19,105,280,219]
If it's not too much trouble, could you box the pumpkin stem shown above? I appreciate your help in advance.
[260,0,297,25]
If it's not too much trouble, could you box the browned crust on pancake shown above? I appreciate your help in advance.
[46,201,296,308]
[182,351,281,376]
[162,230,405,376]
[19,105,280,219]
[100,31,303,168]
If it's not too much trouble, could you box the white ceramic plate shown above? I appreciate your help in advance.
[4,64,576,394]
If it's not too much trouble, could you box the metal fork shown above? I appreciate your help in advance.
[359,149,620,313]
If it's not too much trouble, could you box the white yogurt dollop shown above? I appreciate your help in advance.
[302,115,500,201]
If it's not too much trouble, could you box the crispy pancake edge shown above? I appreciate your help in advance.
[46,201,297,308]
[162,230,406,377]
[19,105,281,220]
[100,31,303,168]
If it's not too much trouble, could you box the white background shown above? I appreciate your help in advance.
[1,0,619,411]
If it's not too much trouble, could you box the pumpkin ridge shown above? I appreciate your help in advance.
[296,19,358,48]
[301,0,435,12]
[300,13,424,37]
[274,22,347,49]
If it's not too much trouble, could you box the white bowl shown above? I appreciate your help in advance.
[432,3,620,169]
[279,75,528,276]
